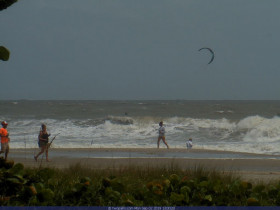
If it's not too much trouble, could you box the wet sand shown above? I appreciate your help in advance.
[7,148,280,183]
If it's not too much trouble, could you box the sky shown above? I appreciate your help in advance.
[1,0,280,100]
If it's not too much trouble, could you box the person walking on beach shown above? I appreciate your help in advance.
[34,124,51,162]
[186,138,193,149]
[157,121,169,149]
[0,121,10,160]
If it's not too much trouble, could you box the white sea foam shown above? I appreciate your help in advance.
[6,114,280,155]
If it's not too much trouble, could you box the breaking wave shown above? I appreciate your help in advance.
[7,115,280,155]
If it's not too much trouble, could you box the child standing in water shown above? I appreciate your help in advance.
[186,138,193,149]
[157,121,169,149]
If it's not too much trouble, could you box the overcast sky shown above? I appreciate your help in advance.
[1,0,280,100]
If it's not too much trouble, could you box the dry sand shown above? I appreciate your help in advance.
[7,148,280,183]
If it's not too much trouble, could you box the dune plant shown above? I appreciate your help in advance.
[0,0,17,62]
[1,159,280,206]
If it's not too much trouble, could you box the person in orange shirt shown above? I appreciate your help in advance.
[0,121,10,160]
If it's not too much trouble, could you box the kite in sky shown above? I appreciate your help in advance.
[198,47,214,64]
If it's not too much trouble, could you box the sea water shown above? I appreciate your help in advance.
[1,100,280,155]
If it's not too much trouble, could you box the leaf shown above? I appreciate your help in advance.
[204,194,212,202]
[0,46,10,61]
[199,181,208,188]
[6,177,22,184]
[247,197,260,206]
[170,192,184,204]
[41,188,54,201]
[169,174,180,185]
[180,186,191,194]
[0,0,18,11]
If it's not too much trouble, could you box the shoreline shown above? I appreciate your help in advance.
[5,148,280,182]
[10,147,280,159]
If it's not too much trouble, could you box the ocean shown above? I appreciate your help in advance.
[1,100,280,155]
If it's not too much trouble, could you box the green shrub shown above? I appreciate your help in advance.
[0,160,280,206]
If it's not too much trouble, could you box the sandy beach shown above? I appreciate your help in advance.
[6,148,280,183]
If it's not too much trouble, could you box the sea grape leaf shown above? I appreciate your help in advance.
[0,0,17,11]
[0,46,10,61]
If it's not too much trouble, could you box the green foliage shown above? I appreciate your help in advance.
[0,0,17,11]
[1,161,280,206]
[1,0,17,62]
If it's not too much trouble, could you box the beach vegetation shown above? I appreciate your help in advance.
[0,0,17,11]
[0,0,17,62]
[1,158,280,206]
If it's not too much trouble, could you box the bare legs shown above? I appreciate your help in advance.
[1,149,9,160]
[157,136,169,149]
[34,146,49,161]
[0,144,9,161]
[4,150,8,161]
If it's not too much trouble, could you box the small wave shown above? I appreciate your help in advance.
[215,110,234,114]
[106,116,134,125]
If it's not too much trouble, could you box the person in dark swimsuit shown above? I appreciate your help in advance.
[34,124,51,162]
